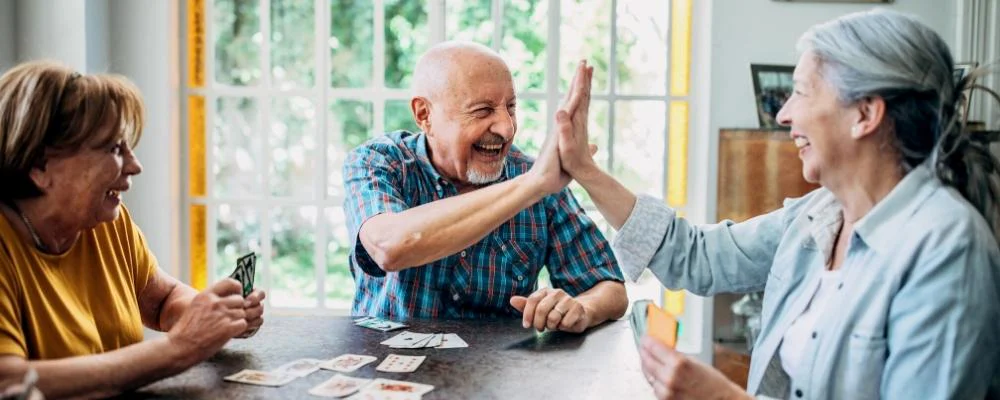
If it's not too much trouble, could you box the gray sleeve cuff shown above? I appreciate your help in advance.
[611,194,674,282]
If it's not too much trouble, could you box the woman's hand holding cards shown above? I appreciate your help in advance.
[509,287,592,333]
[166,279,248,366]
[237,289,266,338]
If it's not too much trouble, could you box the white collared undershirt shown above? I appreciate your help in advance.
[779,267,844,376]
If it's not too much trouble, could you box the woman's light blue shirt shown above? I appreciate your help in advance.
[613,165,1000,399]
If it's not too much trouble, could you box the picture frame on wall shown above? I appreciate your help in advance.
[954,62,978,122]
[750,64,795,130]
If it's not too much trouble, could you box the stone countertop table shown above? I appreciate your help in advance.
[126,316,655,399]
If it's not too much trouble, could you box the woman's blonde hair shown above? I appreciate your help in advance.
[0,60,145,200]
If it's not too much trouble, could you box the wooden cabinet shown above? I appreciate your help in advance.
[717,129,819,222]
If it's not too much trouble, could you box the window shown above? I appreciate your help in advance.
[185,0,687,312]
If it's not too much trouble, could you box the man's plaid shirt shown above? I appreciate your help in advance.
[343,131,624,319]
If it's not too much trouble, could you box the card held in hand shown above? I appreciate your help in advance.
[647,303,679,348]
[230,252,256,297]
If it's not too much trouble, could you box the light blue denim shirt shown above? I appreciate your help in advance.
[613,165,1000,399]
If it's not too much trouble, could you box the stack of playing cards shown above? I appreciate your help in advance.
[380,331,468,349]
[228,252,257,297]
[354,316,408,332]
[223,369,297,387]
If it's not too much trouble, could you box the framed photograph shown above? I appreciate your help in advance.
[750,64,795,130]
[954,62,978,122]
[954,62,978,84]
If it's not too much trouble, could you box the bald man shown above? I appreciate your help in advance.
[342,42,626,333]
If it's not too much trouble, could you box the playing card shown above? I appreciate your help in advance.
[381,331,433,348]
[320,354,378,373]
[647,302,679,348]
[375,354,426,373]
[629,299,652,347]
[436,333,468,349]
[308,374,372,398]
[344,391,422,400]
[356,317,408,332]
[235,252,256,297]
[273,358,323,377]
[422,333,443,348]
[223,369,296,387]
[363,378,434,396]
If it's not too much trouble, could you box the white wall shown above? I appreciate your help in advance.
[704,0,956,222]
[0,1,16,71]
[15,0,90,71]
[108,0,182,278]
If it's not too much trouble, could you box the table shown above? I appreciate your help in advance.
[129,316,655,399]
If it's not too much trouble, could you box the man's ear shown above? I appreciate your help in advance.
[411,97,432,134]
[851,96,887,140]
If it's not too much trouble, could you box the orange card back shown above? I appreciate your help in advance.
[647,303,678,348]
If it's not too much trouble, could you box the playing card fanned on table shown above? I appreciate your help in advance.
[381,331,466,349]
[308,374,372,398]
[320,354,378,372]
[354,316,408,332]
[223,369,296,387]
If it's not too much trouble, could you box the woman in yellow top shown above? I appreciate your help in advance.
[0,61,266,398]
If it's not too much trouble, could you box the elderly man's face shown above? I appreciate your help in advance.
[424,60,517,186]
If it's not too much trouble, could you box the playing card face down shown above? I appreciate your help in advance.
[308,374,372,398]
[320,354,378,372]
[375,354,426,373]
[223,369,295,387]
[647,303,679,348]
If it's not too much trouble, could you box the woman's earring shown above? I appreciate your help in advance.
[850,125,861,137]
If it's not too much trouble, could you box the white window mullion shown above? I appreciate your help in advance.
[545,0,560,138]
[259,0,274,305]
[429,0,446,44]
[491,0,503,51]
[606,0,618,173]
[314,0,329,310]
[373,0,386,136]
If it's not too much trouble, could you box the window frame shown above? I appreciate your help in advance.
[182,0,685,314]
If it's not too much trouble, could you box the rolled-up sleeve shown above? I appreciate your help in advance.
[342,141,409,278]
[613,194,808,296]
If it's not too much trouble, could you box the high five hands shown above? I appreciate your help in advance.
[526,60,599,195]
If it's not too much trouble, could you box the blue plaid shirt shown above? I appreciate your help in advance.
[343,131,624,319]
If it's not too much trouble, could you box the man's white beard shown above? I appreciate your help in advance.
[466,159,506,185]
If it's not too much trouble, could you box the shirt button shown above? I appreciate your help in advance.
[435,185,442,191]
[517,275,523,281]
[501,244,507,251]
[795,389,803,398]
[811,332,817,339]
[837,283,844,290]
[460,251,467,257]
[452,293,460,301]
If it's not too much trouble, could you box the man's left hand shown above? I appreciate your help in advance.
[237,289,266,338]
[510,288,591,333]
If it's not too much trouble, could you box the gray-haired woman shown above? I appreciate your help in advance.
[555,9,1000,399]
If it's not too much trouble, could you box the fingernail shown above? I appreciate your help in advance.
[523,321,529,328]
